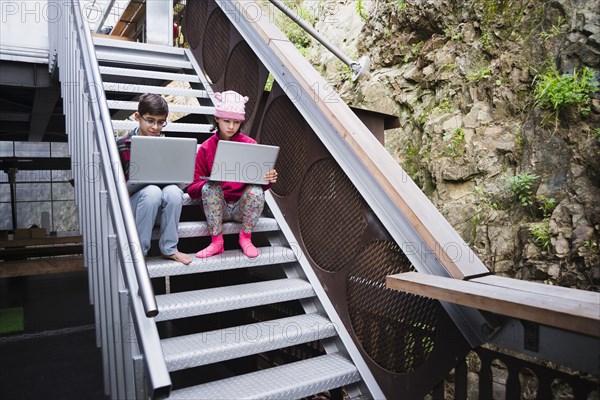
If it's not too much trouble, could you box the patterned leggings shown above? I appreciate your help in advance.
[201,182,265,236]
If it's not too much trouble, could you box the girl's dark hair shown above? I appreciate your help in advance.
[138,93,169,116]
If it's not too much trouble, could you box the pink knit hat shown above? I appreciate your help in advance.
[214,91,249,121]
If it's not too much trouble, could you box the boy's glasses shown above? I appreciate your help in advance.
[141,115,168,127]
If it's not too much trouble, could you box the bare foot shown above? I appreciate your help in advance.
[162,251,192,265]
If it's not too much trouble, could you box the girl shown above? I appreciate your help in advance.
[187,91,277,258]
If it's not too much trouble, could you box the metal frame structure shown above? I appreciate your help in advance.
[47,1,171,397]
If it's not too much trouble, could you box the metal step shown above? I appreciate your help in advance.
[172,218,280,239]
[168,353,361,400]
[93,37,186,55]
[106,100,214,115]
[95,50,192,70]
[162,313,336,372]
[155,278,315,322]
[147,246,297,278]
[103,82,209,99]
[182,193,201,206]
[99,66,201,83]
[111,120,213,133]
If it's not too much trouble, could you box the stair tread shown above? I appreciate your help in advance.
[155,278,315,322]
[169,218,280,239]
[103,82,209,98]
[147,246,297,278]
[106,100,214,115]
[99,66,201,83]
[95,50,192,69]
[111,120,212,133]
[169,353,360,400]
[93,37,186,55]
[162,313,336,371]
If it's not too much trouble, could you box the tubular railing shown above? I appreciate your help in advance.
[48,1,171,398]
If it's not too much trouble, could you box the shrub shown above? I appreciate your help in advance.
[529,223,553,252]
[443,127,465,157]
[506,172,540,206]
[533,66,599,112]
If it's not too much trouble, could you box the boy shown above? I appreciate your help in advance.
[116,93,192,265]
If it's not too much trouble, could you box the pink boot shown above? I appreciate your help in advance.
[239,231,259,258]
[196,234,224,258]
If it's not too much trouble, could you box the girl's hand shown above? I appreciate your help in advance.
[265,169,278,183]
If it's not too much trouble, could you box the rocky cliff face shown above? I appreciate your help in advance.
[300,0,599,290]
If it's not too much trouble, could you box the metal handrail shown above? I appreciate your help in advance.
[268,0,370,81]
[72,1,157,318]
[48,1,172,396]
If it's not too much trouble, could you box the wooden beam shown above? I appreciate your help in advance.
[0,256,84,278]
[386,272,600,338]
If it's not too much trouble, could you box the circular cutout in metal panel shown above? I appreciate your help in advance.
[347,240,438,373]
[224,42,259,121]
[298,159,367,272]
[260,96,307,197]
[185,0,208,50]
[203,8,230,84]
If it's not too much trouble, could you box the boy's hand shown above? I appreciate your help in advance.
[265,169,278,183]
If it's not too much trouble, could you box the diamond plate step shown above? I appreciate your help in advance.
[147,246,296,278]
[93,37,186,55]
[103,83,209,98]
[162,313,336,372]
[99,66,201,83]
[111,120,212,133]
[182,193,201,206]
[106,100,214,115]
[95,50,192,69]
[166,218,280,239]
[155,278,315,322]
[168,353,360,400]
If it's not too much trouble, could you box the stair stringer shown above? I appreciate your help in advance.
[265,192,386,399]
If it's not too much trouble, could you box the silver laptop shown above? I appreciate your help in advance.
[203,140,279,185]
[127,136,197,194]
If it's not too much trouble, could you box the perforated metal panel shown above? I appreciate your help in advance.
[347,241,438,373]
[185,0,207,50]
[298,159,368,272]
[203,8,230,84]
[224,41,259,121]
[260,96,308,197]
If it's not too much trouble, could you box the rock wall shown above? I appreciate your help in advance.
[301,0,599,290]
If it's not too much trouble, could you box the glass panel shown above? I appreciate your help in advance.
[16,201,51,229]
[51,142,70,157]
[52,201,79,232]
[15,142,50,157]
[0,203,12,230]
[16,183,51,201]
[0,142,13,157]
[52,170,73,181]
[52,182,75,201]
[0,172,9,183]
[15,170,53,182]
[0,184,11,202]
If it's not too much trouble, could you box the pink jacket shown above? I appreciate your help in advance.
[187,131,271,202]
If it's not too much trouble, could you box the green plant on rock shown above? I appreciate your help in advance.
[529,222,553,252]
[538,17,566,40]
[593,128,600,143]
[470,185,499,244]
[533,66,599,113]
[468,66,492,82]
[443,127,465,157]
[394,0,407,13]
[274,1,317,55]
[537,195,557,219]
[356,0,369,20]
[506,172,540,207]
[583,240,598,251]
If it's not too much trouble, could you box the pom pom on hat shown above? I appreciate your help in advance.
[214,91,249,121]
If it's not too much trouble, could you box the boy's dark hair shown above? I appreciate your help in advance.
[138,93,169,116]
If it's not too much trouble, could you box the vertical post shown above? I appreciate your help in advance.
[146,0,173,45]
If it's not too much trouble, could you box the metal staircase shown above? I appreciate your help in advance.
[92,37,370,398]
